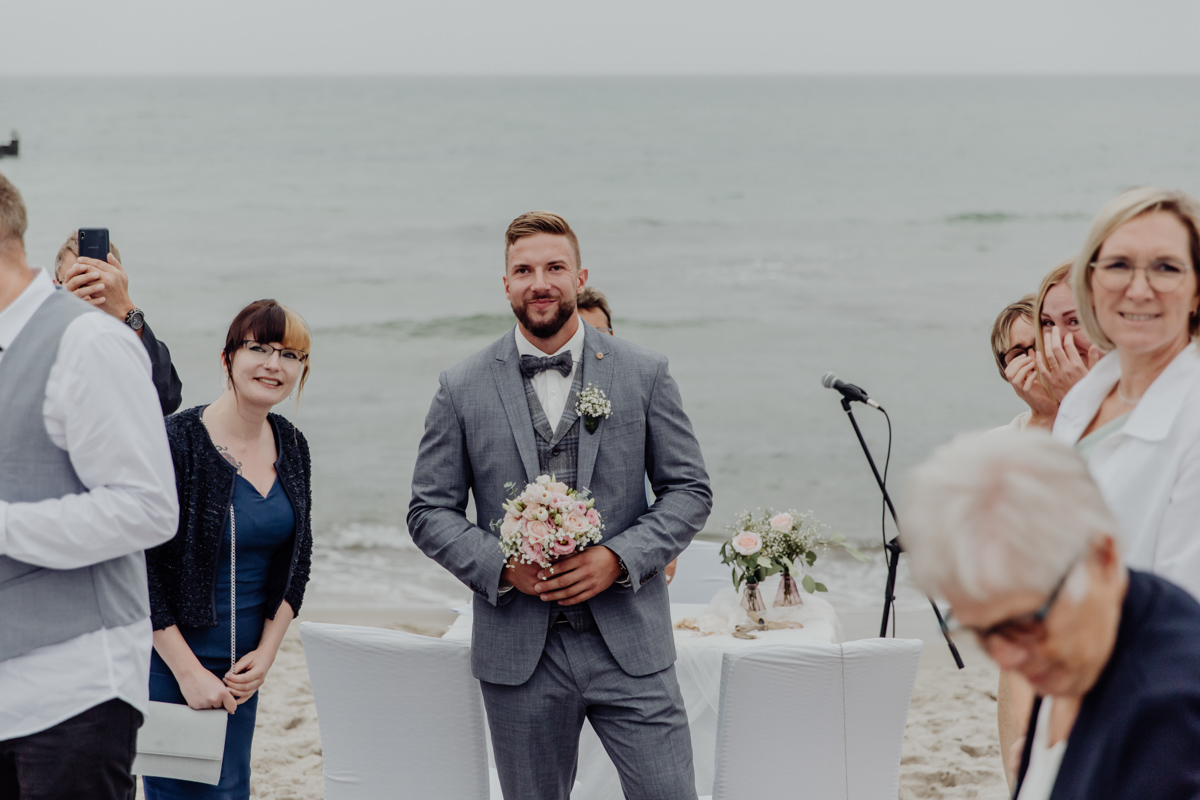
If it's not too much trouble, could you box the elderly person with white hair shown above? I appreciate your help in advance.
[903,430,1200,800]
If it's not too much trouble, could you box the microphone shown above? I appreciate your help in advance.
[822,372,881,409]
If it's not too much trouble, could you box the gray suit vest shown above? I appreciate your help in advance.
[523,366,583,488]
[0,289,151,663]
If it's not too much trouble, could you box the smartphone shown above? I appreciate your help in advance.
[77,228,110,262]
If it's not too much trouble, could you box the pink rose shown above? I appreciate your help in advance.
[525,519,551,541]
[573,501,589,515]
[520,538,546,564]
[770,513,795,532]
[585,508,600,526]
[500,514,520,537]
[549,481,570,495]
[731,530,762,556]
[550,492,572,509]
[550,536,578,556]
[563,513,590,534]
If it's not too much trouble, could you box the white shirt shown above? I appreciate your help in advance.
[1017,698,1066,800]
[1053,346,1200,600]
[513,319,586,431]
[0,270,178,739]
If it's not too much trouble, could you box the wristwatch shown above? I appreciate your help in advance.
[124,308,145,332]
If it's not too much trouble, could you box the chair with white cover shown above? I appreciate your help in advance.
[668,539,729,603]
[300,621,499,800]
[707,638,923,800]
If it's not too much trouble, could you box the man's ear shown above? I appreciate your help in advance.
[576,267,588,293]
[502,273,511,301]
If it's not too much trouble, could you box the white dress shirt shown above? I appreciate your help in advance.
[1017,699,1066,800]
[1053,346,1200,600]
[513,318,586,431]
[0,270,178,740]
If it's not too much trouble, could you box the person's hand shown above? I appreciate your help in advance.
[61,254,136,322]
[178,665,238,713]
[500,557,543,596]
[1035,327,1090,403]
[665,558,678,585]
[1004,352,1058,428]
[224,649,275,705]
[534,546,622,606]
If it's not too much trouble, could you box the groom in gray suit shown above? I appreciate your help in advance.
[408,211,712,799]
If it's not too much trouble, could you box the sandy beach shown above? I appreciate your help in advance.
[193,609,1012,800]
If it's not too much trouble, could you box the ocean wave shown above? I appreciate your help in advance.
[945,211,1089,225]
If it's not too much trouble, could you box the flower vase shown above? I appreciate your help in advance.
[774,574,803,607]
[741,583,766,618]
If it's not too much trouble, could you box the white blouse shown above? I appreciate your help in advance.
[1018,699,1067,800]
[1053,346,1200,601]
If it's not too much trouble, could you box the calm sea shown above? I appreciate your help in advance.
[3,76,1197,610]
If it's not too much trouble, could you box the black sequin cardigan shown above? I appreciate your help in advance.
[146,405,313,630]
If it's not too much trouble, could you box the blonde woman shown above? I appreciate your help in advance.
[1053,187,1200,598]
[1031,259,1103,406]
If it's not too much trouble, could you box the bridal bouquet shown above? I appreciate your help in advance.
[492,475,604,569]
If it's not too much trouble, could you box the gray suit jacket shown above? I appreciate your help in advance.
[408,323,712,685]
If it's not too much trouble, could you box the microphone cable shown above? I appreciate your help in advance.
[879,405,895,638]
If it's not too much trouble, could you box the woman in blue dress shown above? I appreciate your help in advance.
[145,299,314,799]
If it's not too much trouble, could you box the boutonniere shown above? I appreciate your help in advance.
[575,384,613,434]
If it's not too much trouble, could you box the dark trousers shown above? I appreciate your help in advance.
[0,698,143,800]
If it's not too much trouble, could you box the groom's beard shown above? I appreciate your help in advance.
[513,293,576,339]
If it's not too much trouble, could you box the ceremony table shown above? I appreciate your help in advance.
[443,593,840,799]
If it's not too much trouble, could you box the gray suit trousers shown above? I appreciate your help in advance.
[480,616,697,800]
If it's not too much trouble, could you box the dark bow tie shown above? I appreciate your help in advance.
[520,352,573,379]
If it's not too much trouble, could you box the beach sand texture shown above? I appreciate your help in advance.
[156,615,1010,800]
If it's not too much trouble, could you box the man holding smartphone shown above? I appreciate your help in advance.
[0,172,179,799]
[55,231,183,415]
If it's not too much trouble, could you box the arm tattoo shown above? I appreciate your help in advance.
[214,444,243,475]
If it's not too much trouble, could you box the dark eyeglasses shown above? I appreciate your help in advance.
[242,340,308,363]
[947,558,1079,647]
[1001,344,1035,368]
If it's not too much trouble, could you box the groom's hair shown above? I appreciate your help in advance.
[505,211,581,271]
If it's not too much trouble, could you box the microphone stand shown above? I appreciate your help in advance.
[839,397,964,669]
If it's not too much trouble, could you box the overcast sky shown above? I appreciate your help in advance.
[5,0,1200,75]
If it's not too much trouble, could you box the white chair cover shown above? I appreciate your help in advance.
[300,621,492,800]
[668,540,729,603]
[710,638,923,800]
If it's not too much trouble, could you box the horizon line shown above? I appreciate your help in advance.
[3,70,1200,79]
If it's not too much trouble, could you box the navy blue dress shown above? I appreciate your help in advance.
[144,475,295,800]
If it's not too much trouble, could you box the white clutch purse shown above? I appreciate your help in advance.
[132,702,228,785]
[134,504,242,786]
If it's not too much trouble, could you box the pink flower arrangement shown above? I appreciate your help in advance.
[494,475,604,569]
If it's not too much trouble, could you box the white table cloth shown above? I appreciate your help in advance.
[443,588,839,799]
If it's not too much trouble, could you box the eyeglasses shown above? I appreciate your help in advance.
[948,558,1079,647]
[242,341,308,363]
[1002,344,1034,367]
[1090,258,1191,293]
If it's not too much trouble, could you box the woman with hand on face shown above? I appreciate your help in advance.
[1052,188,1200,600]
[995,295,1058,430]
[143,299,313,799]
[1032,260,1104,408]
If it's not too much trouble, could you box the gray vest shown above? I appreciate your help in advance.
[0,289,151,663]
[523,366,583,488]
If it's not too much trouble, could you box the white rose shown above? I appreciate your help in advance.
[770,513,795,532]
[731,530,762,556]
